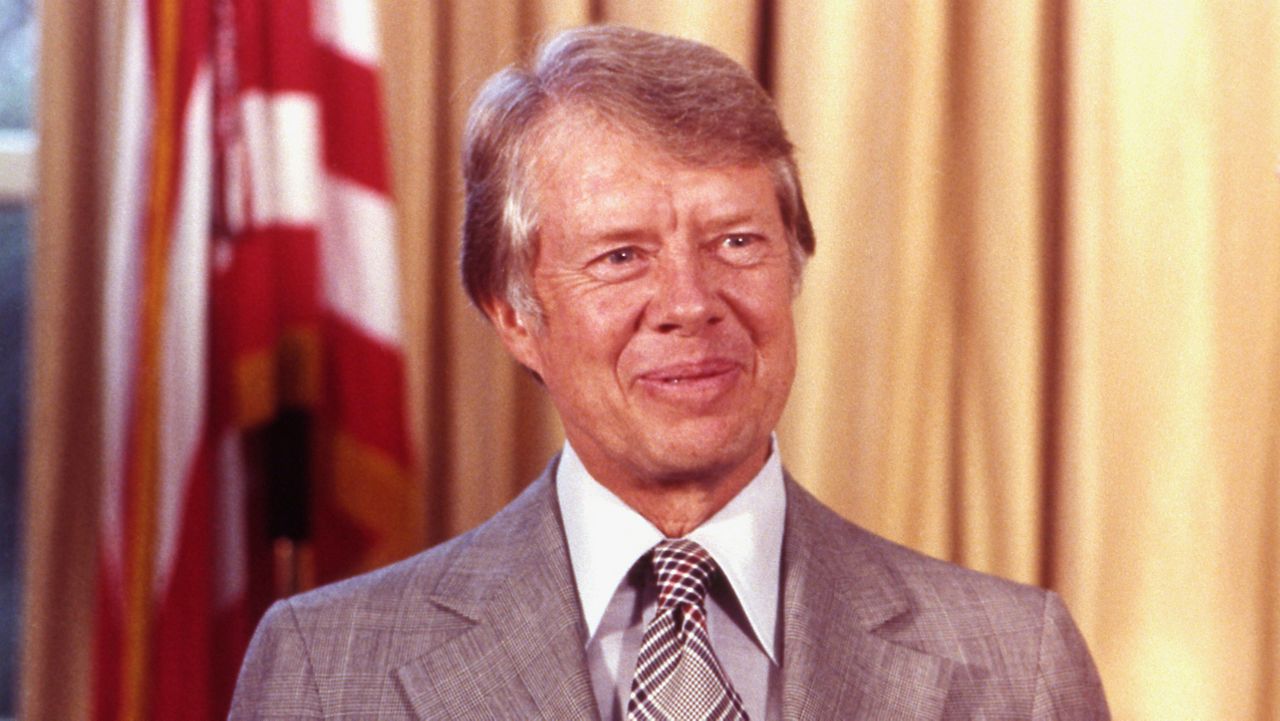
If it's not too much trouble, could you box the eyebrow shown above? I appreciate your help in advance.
[576,205,775,245]
[582,227,655,246]
[699,209,772,232]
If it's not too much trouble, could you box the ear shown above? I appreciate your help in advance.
[481,296,545,378]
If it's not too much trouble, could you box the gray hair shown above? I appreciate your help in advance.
[460,25,815,321]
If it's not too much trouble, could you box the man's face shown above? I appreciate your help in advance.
[489,114,798,491]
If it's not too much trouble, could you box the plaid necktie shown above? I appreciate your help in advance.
[627,539,749,721]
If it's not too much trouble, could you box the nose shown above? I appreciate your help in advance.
[647,252,724,335]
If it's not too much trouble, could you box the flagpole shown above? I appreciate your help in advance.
[272,537,316,597]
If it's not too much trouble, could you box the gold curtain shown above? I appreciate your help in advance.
[24,1,1280,719]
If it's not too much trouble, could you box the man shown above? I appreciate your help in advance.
[232,26,1108,720]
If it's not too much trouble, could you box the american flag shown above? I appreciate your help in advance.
[95,0,413,717]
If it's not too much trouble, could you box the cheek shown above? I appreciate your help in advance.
[761,312,798,381]
[728,273,797,346]
[747,296,798,407]
[542,294,638,371]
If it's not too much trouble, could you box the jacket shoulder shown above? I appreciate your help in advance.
[278,465,559,632]
[285,531,470,625]
[787,481,1109,718]
[228,533,480,719]
[856,523,1051,632]
[231,471,560,718]
[790,479,1049,632]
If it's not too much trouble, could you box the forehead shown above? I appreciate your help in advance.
[527,110,780,236]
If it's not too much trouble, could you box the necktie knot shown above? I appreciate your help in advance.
[651,538,717,612]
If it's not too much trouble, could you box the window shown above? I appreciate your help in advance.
[0,0,37,715]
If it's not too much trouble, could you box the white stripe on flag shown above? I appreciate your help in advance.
[312,0,381,66]
[321,174,401,343]
[153,66,214,596]
[100,0,153,588]
[238,91,322,227]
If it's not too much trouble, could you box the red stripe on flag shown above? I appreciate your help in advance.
[151,439,216,719]
[218,225,321,360]
[233,0,315,93]
[318,46,390,193]
[324,312,410,462]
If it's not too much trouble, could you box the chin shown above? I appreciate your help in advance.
[638,424,766,484]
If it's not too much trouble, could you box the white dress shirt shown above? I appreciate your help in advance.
[556,440,786,721]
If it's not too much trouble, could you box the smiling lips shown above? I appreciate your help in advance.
[638,359,743,401]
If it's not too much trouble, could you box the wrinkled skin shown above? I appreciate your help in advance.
[486,113,798,535]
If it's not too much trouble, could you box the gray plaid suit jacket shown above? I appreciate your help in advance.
[231,460,1109,719]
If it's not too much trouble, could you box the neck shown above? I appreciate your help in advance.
[570,442,770,538]
[621,479,747,537]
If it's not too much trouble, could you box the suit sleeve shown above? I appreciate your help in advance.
[1031,591,1110,720]
[229,600,325,720]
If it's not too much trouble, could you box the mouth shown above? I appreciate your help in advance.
[642,358,740,382]
[636,358,743,403]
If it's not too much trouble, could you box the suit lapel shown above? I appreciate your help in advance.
[390,466,957,719]
[780,479,954,720]
[394,467,599,720]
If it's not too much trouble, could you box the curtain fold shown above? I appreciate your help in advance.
[20,0,112,717]
[24,1,1280,719]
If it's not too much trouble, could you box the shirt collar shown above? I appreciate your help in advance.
[556,438,785,662]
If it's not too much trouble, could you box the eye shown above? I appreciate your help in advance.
[586,245,649,281]
[717,233,769,265]
[605,247,637,264]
